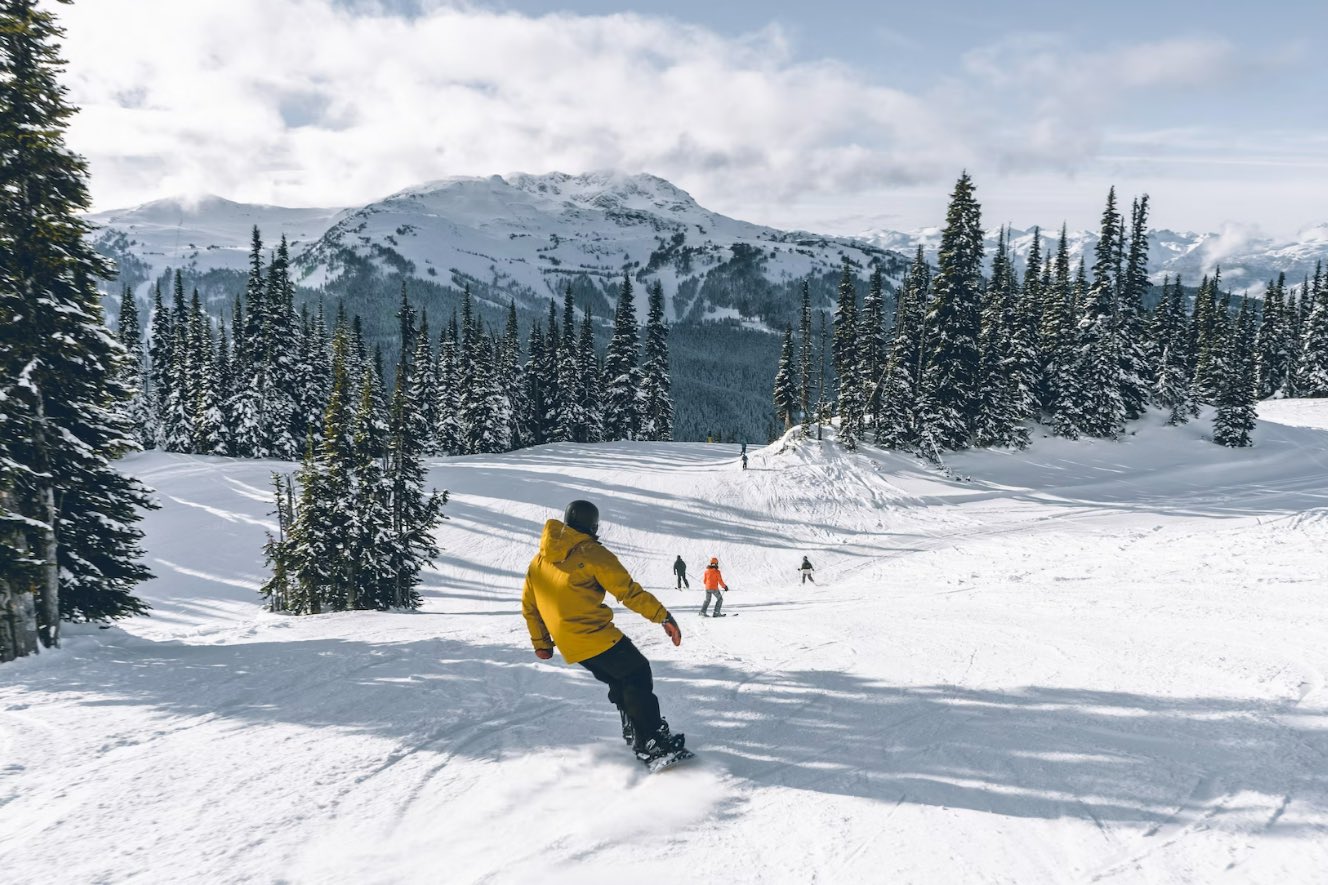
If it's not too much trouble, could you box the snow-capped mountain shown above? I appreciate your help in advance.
[859,223,1328,295]
[91,173,905,326]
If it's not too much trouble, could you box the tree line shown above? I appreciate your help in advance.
[116,240,676,460]
[775,173,1328,454]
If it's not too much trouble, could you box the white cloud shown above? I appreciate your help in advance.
[52,0,1291,236]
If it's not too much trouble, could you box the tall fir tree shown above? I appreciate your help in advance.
[876,246,929,448]
[1064,191,1126,439]
[773,326,798,431]
[1213,297,1258,446]
[1118,195,1153,419]
[115,286,153,449]
[1297,262,1328,396]
[1256,272,1293,398]
[799,280,813,437]
[640,281,674,441]
[602,274,643,441]
[917,172,985,450]
[0,0,153,648]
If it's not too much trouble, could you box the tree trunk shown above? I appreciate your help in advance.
[32,393,59,649]
[0,490,41,663]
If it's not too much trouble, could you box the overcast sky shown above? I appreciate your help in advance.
[56,0,1327,239]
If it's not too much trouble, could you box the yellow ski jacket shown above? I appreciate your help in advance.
[521,519,670,664]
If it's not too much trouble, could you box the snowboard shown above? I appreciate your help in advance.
[644,747,696,774]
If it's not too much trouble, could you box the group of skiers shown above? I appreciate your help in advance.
[520,498,818,769]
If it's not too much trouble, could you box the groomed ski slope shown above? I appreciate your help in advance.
[3,402,1327,884]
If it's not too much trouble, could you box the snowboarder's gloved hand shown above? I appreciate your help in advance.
[663,614,682,647]
[534,648,553,660]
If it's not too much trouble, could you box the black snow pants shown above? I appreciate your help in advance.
[676,571,689,589]
[579,636,662,749]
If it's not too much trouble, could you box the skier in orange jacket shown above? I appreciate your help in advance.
[700,557,729,617]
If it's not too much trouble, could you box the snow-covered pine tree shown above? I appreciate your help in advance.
[917,172,985,450]
[1256,273,1292,398]
[385,350,446,610]
[1118,196,1153,419]
[1065,191,1126,439]
[214,317,234,445]
[229,231,266,457]
[859,266,888,431]
[875,246,928,448]
[1038,226,1075,425]
[115,285,153,448]
[409,309,439,454]
[831,259,863,449]
[501,301,528,449]
[156,272,192,452]
[541,298,564,441]
[190,291,227,455]
[261,237,299,460]
[348,368,391,610]
[522,321,547,447]
[1151,276,1196,424]
[773,326,798,431]
[799,280,813,437]
[1190,271,1230,403]
[0,0,154,644]
[602,274,642,441]
[554,289,585,443]
[579,309,604,443]
[435,316,462,455]
[640,281,673,441]
[1214,297,1258,446]
[1016,227,1044,415]
[974,227,1029,448]
[1297,262,1328,396]
[146,282,172,449]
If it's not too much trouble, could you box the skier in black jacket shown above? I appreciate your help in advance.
[673,555,689,589]
[799,556,815,584]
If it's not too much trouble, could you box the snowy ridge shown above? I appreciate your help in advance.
[860,223,1328,294]
[2,402,1326,881]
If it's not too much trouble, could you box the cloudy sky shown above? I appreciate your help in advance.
[57,0,1327,238]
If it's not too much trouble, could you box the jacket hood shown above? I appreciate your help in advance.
[539,519,594,563]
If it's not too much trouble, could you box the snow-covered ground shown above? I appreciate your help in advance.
[3,403,1327,883]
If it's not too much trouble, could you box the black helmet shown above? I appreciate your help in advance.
[564,499,600,538]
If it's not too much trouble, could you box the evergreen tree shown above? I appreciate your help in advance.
[974,227,1029,448]
[541,298,563,441]
[554,290,586,443]
[190,292,227,455]
[115,285,152,448]
[385,353,445,609]
[876,246,928,448]
[579,310,604,443]
[435,316,462,454]
[1214,297,1258,446]
[1065,192,1126,439]
[1191,271,1226,402]
[146,282,172,449]
[1152,277,1195,424]
[1256,272,1292,398]
[799,280,813,437]
[1118,195,1153,419]
[831,260,864,449]
[640,281,673,441]
[1038,226,1075,423]
[773,326,798,431]
[917,172,985,450]
[501,301,528,449]
[1298,262,1328,396]
[859,266,888,429]
[602,274,643,441]
[156,272,192,451]
[0,0,153,646]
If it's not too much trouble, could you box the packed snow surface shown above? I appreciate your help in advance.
[3,403,1327,883]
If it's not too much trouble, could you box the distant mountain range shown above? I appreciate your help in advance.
[86,172,1328,442]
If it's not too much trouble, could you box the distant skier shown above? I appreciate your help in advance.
[700,557,729,616]
[522,499,687,766]
[799,556,815,584]
[673,555,689,589]
[740,441,747,455]
[741,453,748,470]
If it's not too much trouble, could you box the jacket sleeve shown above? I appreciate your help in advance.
[588,545,669,623]
[521,569,554,651]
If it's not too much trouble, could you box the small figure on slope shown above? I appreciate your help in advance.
[700,557,730,617]
[741,453,748,470]
[522,500,688,768]
[799,556,815,584]
[673,554,689,589]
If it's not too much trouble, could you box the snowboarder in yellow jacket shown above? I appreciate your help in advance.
[522,499,687,763]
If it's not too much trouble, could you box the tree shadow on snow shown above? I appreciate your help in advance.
[13,628,1326,833]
